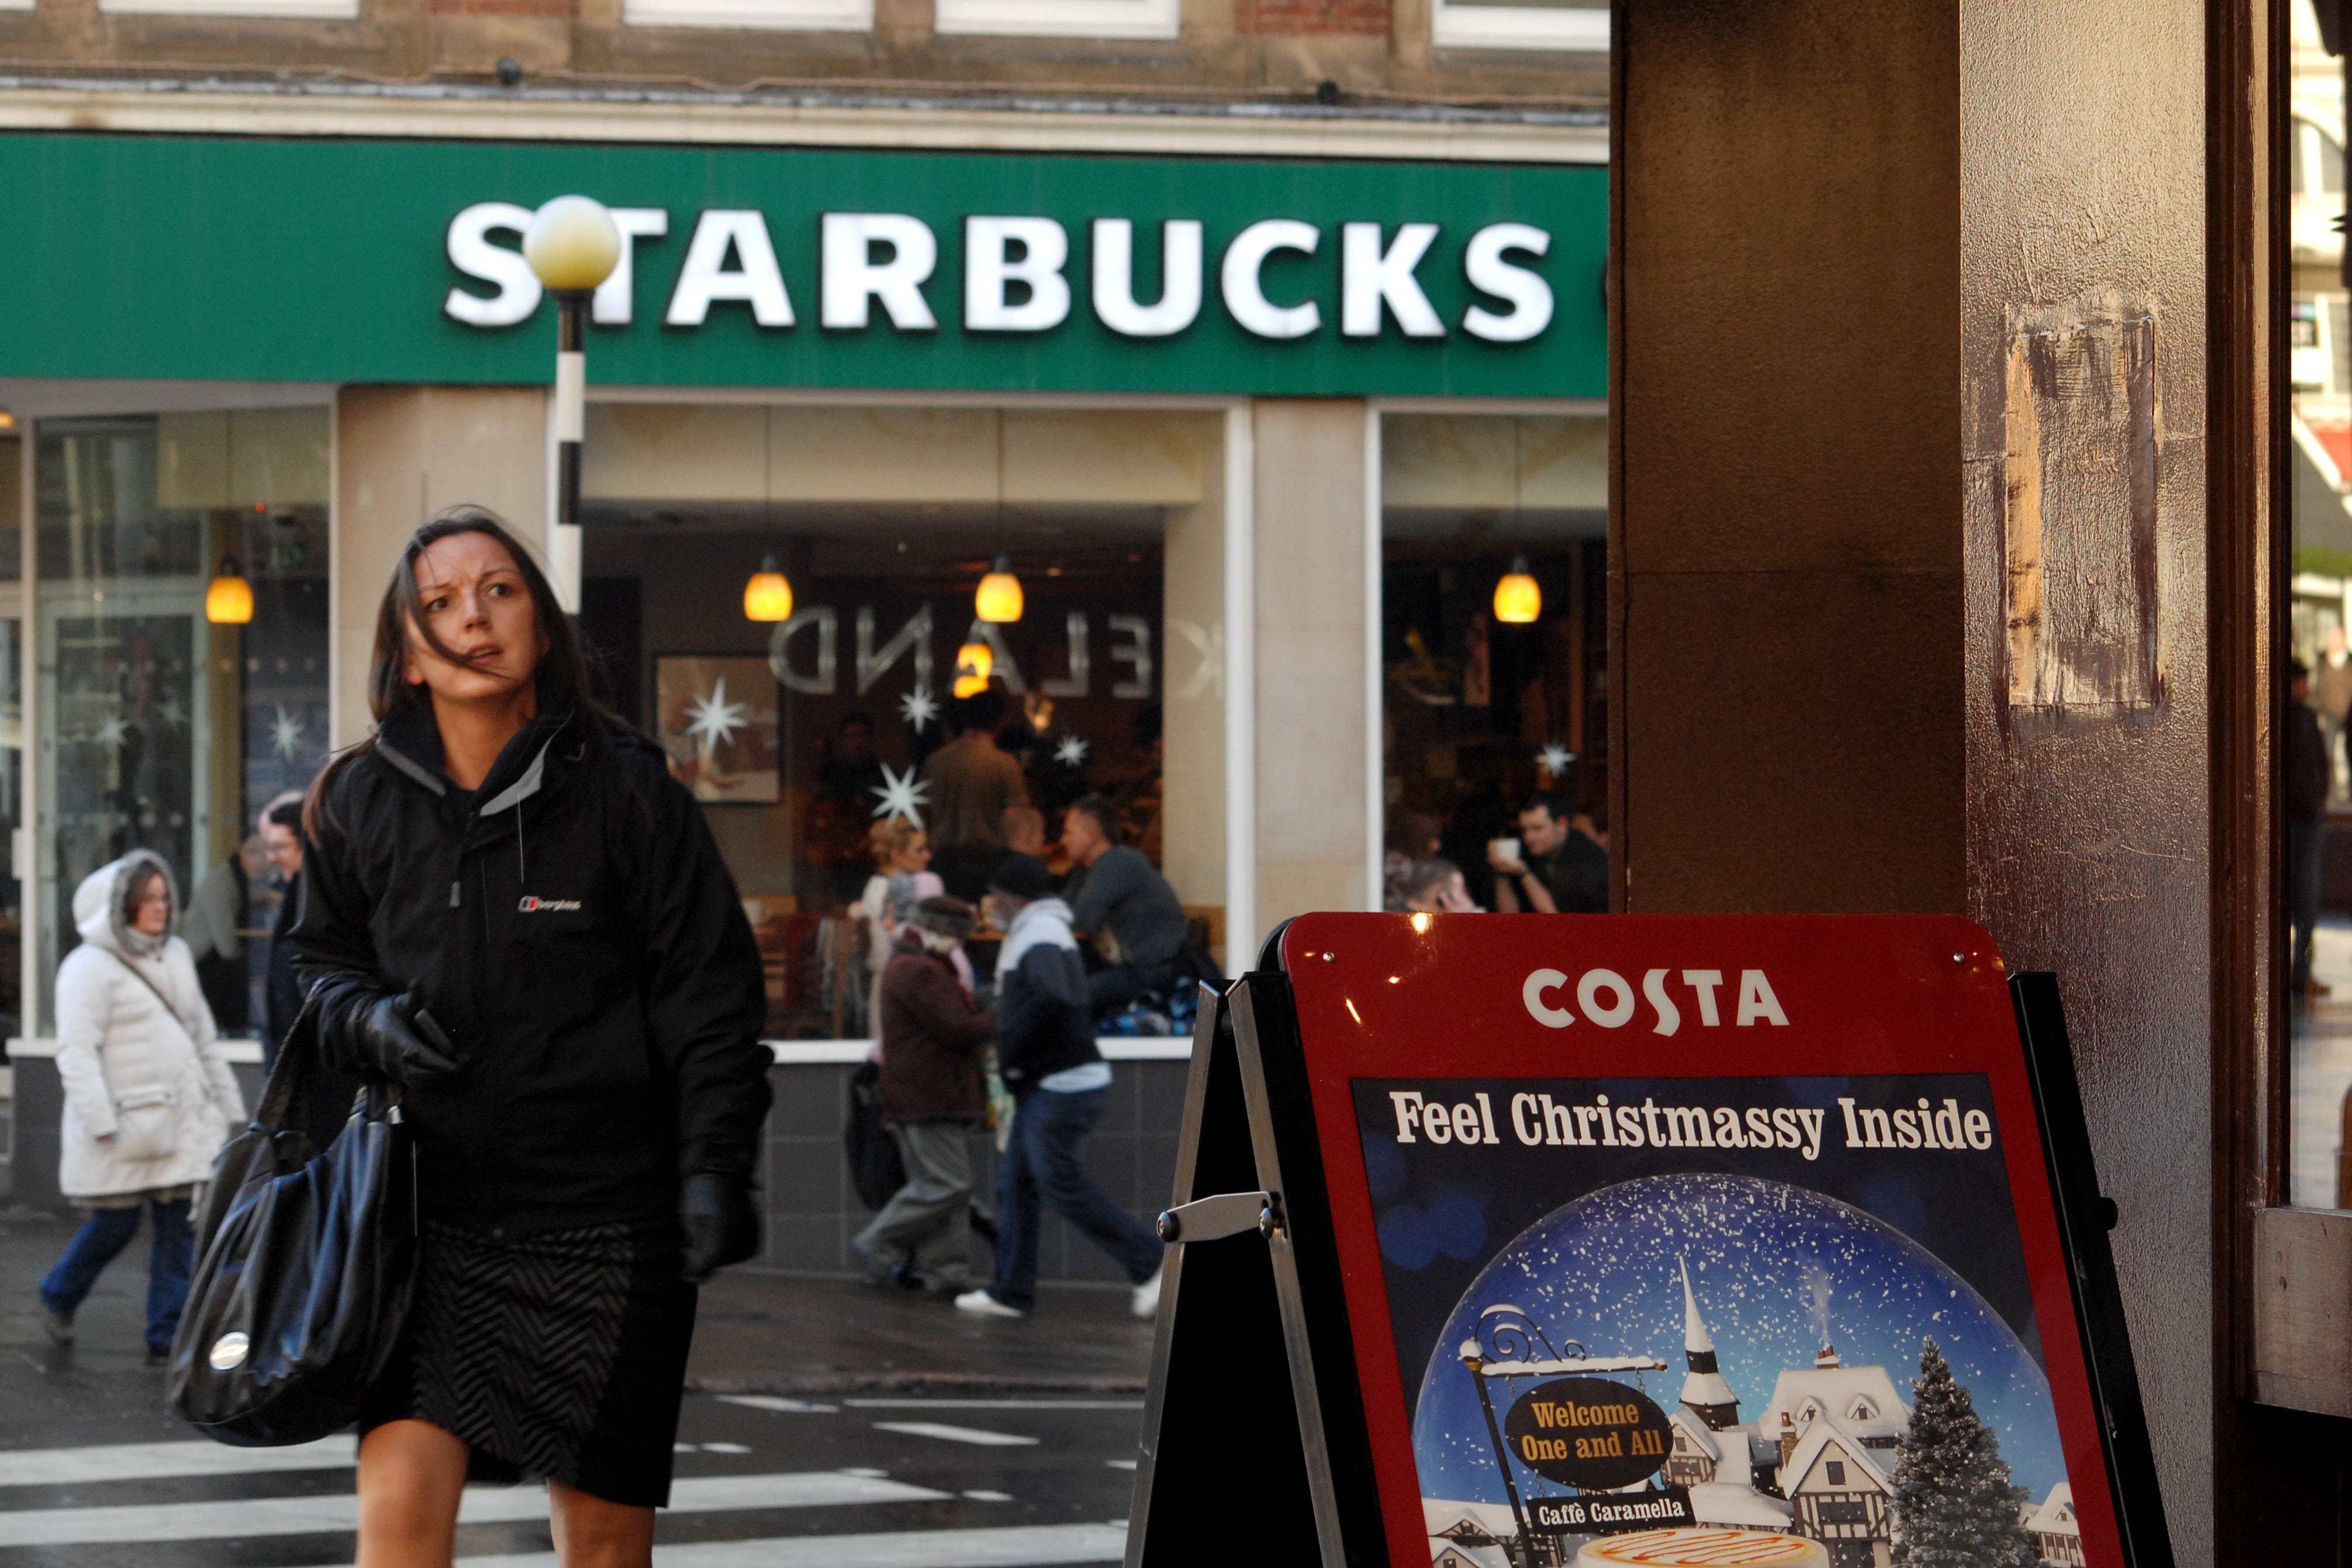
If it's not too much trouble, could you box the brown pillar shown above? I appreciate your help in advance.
[1618,0,2231,1557]
[1611,0,1964,918]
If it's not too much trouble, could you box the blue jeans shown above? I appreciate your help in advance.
[40,1194,196,1353]
[987,1086,1165,1311]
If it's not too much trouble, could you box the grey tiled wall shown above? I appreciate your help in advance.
[9,1058,1187,1285]
[758,1060,1187,1283]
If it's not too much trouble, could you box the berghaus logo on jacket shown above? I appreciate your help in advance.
[517,896,584,913]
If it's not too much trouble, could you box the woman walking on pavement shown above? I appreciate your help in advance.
[852,896,994,1298]
[40,851,247,1363]
[290,506,773,1568]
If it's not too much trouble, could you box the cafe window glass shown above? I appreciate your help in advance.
[579,401,1229,1039]
[32,410,331,1037]
[1379,412,1605,916]
[2290,0,2352,1208]
[0,434,22,1038]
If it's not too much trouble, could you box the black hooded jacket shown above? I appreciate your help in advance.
[289,702,772,1237]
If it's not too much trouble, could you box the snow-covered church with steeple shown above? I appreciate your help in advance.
[1657,1260,1912,1568]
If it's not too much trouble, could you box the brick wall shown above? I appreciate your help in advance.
[1235,0,1388,34]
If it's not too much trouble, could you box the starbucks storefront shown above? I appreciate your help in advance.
[0,127,1604,1275]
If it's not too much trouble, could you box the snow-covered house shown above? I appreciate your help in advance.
[1779,1420,1895,1568]
[1666,1405,1727,1487]
[1689,1479,1796,1534]
[2025,1481,2083,1566]
[1425,1499,1552,1568]
[1758,1349,1911,1470]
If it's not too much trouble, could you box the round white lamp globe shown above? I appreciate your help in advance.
[524,195,623,293]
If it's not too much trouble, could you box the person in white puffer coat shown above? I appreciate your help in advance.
[37,850,246,1363]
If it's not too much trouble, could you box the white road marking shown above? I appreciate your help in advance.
[0,1472,945,1547]
[0,1436,358,1488]
[718,1396,840,1414]
[453,1521,1129,1567]
[846,1400,1143,1411]
[963,1489,1016,1501]
[1104,1460,1138,1471]
[870,1422,1040,1448]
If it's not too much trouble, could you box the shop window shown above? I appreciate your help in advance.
[621,0,870,32]
[1431,0,1605,53]
[579,402,1228,1040]
[31,410,331,1038]
[2289,0,2352,1215]
[932,0,1177,42]
[0,436,22,1038]
[1379,412,1605,917]
[96,0,356,17]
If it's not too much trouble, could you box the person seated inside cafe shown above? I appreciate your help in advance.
[1486,789,1608,914]
[1058,793,1189,1017]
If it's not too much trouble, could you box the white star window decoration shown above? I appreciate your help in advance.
[1055,734,1090,768]
[869,762,930,830]
[898,685,939,734]
[683,676,751,757]
[91,715,131,750]
[1536,742,1577,778]
[270,704,306,761]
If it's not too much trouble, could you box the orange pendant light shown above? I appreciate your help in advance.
[1493,555,1541,624]
[744,554,794,622]
[976,555,1024,624]
[205,557,254,625]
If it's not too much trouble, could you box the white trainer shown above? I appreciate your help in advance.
[1131,1266,1163,1320]
[954,1289,1027,1318]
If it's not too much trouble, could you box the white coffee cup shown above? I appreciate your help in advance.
[1490,837,1522,866]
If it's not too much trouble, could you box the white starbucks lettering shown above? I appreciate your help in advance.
[822,213,938,332]
[1220,219,1321,340]
[444,202,540,328]
[965,216,1071,333]
[666,210,795,329]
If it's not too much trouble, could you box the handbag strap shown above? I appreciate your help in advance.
[103,947,199,1040]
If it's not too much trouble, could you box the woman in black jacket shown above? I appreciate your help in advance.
[290,507,772,1568]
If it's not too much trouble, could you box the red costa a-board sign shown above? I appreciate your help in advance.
[1125,914,2170,1568]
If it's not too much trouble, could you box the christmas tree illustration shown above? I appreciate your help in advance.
[1889,1338,2039,1568]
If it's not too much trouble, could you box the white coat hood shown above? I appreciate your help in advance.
[53,848,244,1199]
[999,896,1076,975]
[73,849,178,960]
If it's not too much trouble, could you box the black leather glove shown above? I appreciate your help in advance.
[681,1172,761,1283]
[339,985,458,1088]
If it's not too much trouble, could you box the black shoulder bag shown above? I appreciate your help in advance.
[168,987,419,1446]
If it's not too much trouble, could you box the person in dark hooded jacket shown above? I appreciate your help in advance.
[288,507,772,1568]
[851,896,993,1297]
[954,854,1163,1321]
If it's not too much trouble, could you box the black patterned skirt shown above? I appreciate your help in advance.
[362,1218,698,1508]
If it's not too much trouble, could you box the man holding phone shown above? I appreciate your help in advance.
[1487,790,1608,914]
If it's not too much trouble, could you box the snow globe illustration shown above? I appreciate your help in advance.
[1409,1173,2069,1564]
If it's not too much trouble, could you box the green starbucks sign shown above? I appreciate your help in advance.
[0,132,1604,398]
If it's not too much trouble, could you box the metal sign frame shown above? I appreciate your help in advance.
[1128,913,2174,1568]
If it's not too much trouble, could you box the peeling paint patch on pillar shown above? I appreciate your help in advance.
[2001,288,2164,735]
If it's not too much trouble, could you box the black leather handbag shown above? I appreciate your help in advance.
[168,996,418,1446]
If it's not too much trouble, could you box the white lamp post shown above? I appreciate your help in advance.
[523,195,623,610]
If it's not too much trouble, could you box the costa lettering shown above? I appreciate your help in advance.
[1522,966,1788,1032]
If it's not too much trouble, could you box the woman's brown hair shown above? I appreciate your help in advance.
[305,506,607,837]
